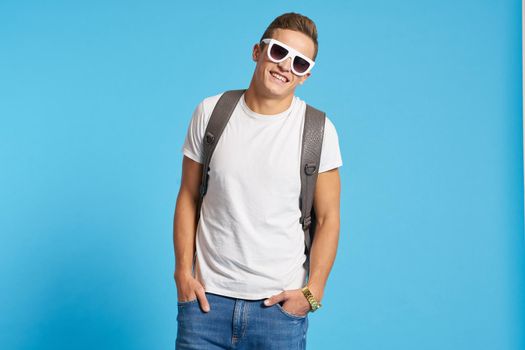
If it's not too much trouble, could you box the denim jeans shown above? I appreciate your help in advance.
[176,292,309,349]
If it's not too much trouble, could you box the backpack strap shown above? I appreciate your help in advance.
[300,104,326,257]
[196,89,246,224]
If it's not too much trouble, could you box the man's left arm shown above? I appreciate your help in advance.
[305,166,341,303]
[264,167,341,314]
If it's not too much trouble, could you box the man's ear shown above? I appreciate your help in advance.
[252,43,260,62]
[299,72,311,85]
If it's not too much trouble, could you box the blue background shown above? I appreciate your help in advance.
[1,0,524,349]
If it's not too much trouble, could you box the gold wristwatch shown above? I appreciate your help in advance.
[301,286,322,312]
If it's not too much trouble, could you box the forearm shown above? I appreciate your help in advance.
[306,217,340,302]
[173,190,199,279]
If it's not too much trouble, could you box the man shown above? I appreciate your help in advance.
[173,12,342,349]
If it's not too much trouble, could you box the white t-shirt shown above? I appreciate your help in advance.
[181,91,343,300]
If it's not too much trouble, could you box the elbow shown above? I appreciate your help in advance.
[315,213,340,233]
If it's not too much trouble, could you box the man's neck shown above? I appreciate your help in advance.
[244,86,294,115]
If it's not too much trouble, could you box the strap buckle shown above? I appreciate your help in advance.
[304,163,317,175]
[199,184,207,197]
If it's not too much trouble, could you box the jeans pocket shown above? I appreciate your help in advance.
[275,302,308,320]
[177,298,198,307]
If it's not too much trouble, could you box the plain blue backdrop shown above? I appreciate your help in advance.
[1,0,524,349]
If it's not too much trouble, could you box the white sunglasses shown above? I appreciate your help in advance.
[261,38,315,76]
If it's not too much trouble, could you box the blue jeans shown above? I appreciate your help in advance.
[176,292,309,349]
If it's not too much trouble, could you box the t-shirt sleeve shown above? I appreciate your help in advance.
[181,100,207,164]
[318,116,343,173]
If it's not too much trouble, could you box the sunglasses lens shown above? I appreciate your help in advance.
[293,56,310,74]
[269,43,288,61]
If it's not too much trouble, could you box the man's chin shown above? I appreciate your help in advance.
[263,82,294,98]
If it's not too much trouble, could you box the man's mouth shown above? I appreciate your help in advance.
[269,70,289,84]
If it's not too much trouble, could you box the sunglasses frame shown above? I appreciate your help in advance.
[260,38,315,77]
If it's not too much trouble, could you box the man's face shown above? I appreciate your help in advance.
[252,28,316,99]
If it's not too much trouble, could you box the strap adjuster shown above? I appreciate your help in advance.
[300,215,312,229]
[205,132,215,144]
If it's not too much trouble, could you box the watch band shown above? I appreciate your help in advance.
[301,286,322,311]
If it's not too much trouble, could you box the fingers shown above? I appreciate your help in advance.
[264,291,287,306]
[195,286,210,312]
[176,277,211,313]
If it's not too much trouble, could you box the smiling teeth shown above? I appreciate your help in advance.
[271,72,287,82]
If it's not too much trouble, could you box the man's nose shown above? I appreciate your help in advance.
[277,57,292,72]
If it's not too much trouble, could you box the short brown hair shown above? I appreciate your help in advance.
[259,12,319,61]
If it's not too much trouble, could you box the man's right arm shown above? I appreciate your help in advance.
[173,155,210,311]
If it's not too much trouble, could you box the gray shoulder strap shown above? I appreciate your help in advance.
[195,89,246,224]
[300,104,326,256]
